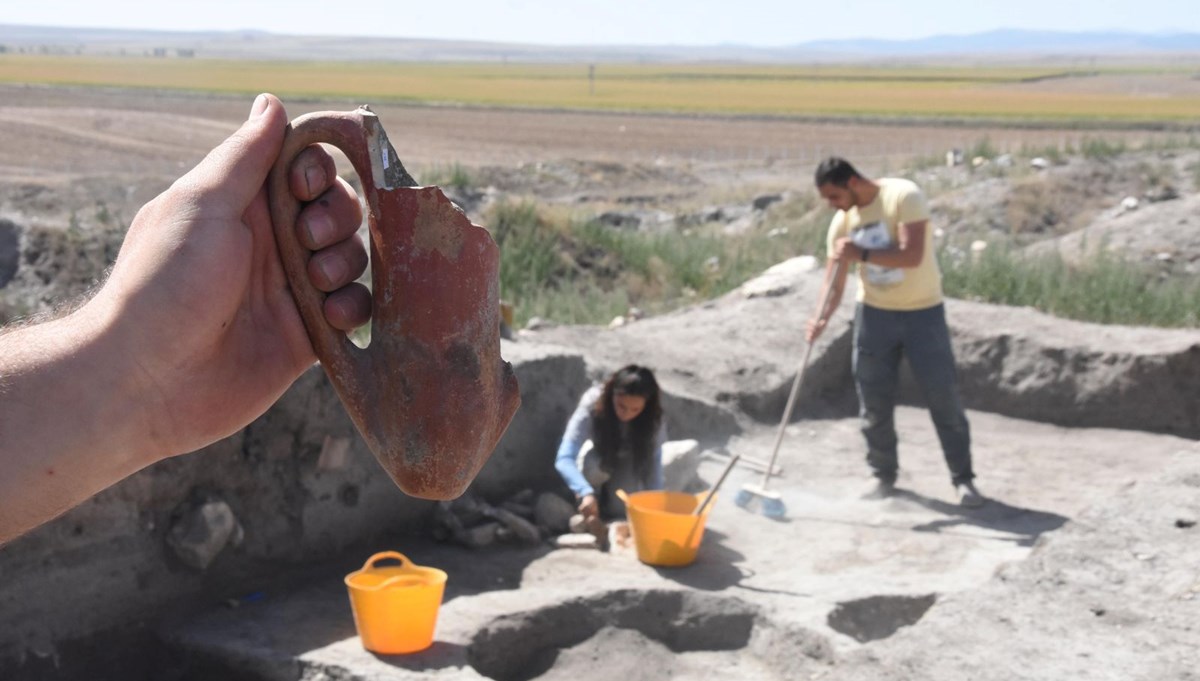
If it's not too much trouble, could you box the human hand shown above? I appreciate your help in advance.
[86,93,370,461]
[805,317,826,343]
[832,237,863,263]
[578,494,599,520]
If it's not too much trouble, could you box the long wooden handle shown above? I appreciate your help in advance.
[694,452,740,516]
[759,259,847,490]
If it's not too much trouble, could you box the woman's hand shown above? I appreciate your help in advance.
[578,494,599,521]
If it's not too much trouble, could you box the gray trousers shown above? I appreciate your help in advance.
[852,303,974,486]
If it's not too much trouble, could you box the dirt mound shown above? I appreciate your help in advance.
[928,150,1199,250]
[528,257,1200,439]
[1026,191,1200,276]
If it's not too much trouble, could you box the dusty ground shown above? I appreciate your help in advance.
[166,407,1200,680]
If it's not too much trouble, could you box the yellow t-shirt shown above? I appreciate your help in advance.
[826,177,942,311]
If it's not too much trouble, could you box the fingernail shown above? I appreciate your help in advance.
[305,214,335,246]
[248,93,269,120]
[318,255,347,285]
[304,165,326,197]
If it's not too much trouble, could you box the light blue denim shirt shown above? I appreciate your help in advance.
[554,384,666,498]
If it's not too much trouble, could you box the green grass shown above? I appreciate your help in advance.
[1078,137,1127,161]
[488,195,1198,329]
[940,245,1199,328]
[419,162,472,190]
[485,197,830,327]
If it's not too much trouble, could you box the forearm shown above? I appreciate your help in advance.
[823,281,845,318]
[861,247,922,269]
[856,220,926,269]
[554,431,592,498]
[554,451,593,498]
[0,301,157,543]
[812,261,846,324]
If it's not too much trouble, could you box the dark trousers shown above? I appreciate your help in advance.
[852,303,974,485]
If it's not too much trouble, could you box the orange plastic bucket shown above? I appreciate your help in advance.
[618,490,714,567]
[344,551,447,654]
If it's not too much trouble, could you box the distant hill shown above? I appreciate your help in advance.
[796,29,1200,56]
[0,24,1197,62]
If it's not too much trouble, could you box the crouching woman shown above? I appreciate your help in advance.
[555,365,666,525]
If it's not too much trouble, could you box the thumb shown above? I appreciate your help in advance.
[178,93,288,213]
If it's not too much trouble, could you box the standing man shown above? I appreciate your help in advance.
[806,157,983,507]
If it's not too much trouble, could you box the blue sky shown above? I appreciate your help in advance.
[4,0,1197,46]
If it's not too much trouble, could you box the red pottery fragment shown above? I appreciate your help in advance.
[268,107,520,500]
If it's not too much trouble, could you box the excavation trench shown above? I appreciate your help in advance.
[826,593,939,643]
[466,589,830,681]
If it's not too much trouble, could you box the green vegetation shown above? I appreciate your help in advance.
[966,137,1000,160]
[2,55,1199,123]
[1078,137,1127,161]
[486,198,829,327]
[941,245,1199,328]
[1019,142,1066,165]
[486,193,1197,330]
[419,163,472,190]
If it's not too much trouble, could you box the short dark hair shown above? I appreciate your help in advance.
[814,157,862,187]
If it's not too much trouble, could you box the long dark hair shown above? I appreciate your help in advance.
[591,365,662,484]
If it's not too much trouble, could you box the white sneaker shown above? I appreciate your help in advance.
[957,482,985,508]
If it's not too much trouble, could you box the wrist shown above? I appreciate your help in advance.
[73,298,169,468]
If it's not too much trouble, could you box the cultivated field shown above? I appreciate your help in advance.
[2,56,1200,123]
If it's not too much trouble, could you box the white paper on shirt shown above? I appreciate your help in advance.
[850,221,905,287]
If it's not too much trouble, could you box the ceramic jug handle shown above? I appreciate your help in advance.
[266,107,415,378]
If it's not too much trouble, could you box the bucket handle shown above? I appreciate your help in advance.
[362,550,412,571]
[615,489,629,504]
[354,551,423,592]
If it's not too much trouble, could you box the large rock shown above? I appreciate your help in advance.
[945,299,1200,438]
[534,492,576,535]
[165,498,243,571]
[661,439,702,491]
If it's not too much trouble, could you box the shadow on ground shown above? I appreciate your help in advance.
[371,641,468,673]
[650,529,748,592]
[893,489,1069,547]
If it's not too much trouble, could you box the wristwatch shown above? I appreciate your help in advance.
[861,249,870,262]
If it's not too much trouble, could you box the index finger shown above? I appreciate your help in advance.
[288,144,341,202]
